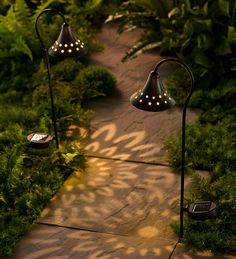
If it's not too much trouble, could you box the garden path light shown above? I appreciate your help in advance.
[130,58,217,241]
[28,9,86,149]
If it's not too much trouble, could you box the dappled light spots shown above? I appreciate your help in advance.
[139,147,161,158]
[39,157,181,246]
[83,120,165,163]
[140,248,148,256]
[29,247,60,258]
[96,186,114,197]
[100,146,118,156]
[84,206,101,218]
[138,226,158,238]
[113,131,146,148]
[61,193,76,205]
[73,241,95,252]
[91,123,117,141]
[111,179,130,189]
[126,247,136,254]
[153,248,161,256]
[85,142,100,152]
[131,143,157,151]
[80,192,96,203]
[111,153,131,160]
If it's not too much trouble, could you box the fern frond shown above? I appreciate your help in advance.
[14,0,32,28]
[31,0,58,23]
[136,0,173,15]
[10,36,33,60]
[122,38,161,62]
[83,0,103,13]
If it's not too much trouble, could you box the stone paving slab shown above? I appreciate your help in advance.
[13,224,176,259]
[83,99,199,164]
[39,157,181,239]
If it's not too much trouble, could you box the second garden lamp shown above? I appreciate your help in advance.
[28,8,86,149]
[130,58,217,241]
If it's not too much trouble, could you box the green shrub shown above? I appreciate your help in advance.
[0,106,39,130]
[0,141,86,259]
[74,66,117,103]
[32,81,73,105]
[51,59,85,82]
[165,118,236,179]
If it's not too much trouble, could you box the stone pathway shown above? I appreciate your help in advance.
[12,24,235,259]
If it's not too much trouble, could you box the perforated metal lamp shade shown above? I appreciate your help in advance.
[130,71,175,112]
[48,22,87,59]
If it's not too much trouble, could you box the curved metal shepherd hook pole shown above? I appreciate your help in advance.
[35,9,68,149]
[154,58,195,241]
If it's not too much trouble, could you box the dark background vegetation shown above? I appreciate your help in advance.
[0,0,235,257]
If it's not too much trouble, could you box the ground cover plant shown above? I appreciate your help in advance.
[0,0,116,258]
[113,0,236,253]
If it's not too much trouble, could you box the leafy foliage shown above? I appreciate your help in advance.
[109,0,173,61]
[0,141,86,259]
[113,0,236,86]
[175,172,236,252]
[0,1,117,258]
[165,118,236,178]
[74,65,117,103]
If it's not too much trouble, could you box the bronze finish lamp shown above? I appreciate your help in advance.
[130,58,217,241]
[27,8,86,149]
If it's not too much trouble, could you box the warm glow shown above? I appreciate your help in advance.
[138,226,158,238]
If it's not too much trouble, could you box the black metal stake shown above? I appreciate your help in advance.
[154,59,194,241]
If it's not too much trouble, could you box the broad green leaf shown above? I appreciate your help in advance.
[194,50,214,68]
[194,19,212,31]
[218,0,229,16]
[228,26,236,44]
[184,20,194,35]
[203,2,208,16]
[214,36,232,55]
[168,7,179,19]
[62,152,78,164]
[0,194,7,204]
[84,0,102,13]
[135,0,173,18]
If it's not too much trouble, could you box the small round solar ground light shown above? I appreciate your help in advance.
[27,133,54,148]
[186,201,217,220]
